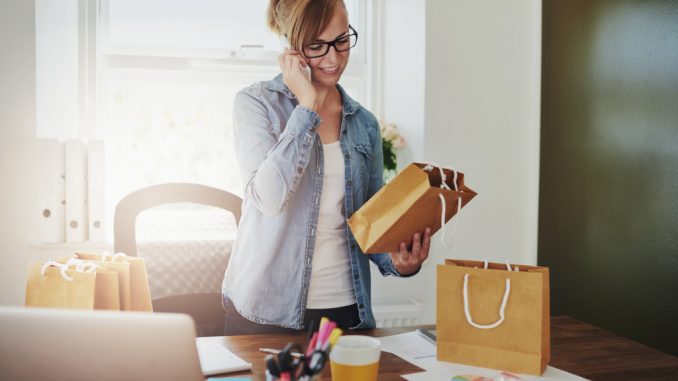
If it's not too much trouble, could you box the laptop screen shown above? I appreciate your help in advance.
[0,307,204,381]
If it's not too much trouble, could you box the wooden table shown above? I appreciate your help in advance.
[210,316,678,381]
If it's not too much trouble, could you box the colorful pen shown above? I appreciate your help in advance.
[258,348,303,358]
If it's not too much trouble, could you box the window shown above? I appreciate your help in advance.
[36,0,372,242]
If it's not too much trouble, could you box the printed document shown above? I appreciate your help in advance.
[197,337,252,376]
[379,332,588,381]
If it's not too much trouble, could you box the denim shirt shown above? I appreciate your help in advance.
[222,74,409,330]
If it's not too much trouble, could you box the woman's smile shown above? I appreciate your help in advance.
[319,65,339,74]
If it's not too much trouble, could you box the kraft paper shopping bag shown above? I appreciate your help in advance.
[58,254,131,310]
[436,259,550,375]
[25,259,120,310]
[74,252,153,312]
[348,163,476,253]
[91,268,121,310]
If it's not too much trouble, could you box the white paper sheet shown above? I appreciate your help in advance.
[379,332,588,381]
[196,337,252,375]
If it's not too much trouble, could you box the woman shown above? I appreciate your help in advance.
[222,0,431,334]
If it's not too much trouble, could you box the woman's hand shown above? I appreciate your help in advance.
[277,48,317,111]
[388,228,432,276]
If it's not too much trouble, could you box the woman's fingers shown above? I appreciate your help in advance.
[411,233,421,260]
[278,48,316,110]
[281,54,308,80]
[420,228,431,261]
[277,48,299,73]
[389,228,434,275]
[285,51,295,72]
[406,229,431,265]
[389,242,407,267]
[400,242,408,258]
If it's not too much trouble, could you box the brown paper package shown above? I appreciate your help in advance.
[348,163,476,253]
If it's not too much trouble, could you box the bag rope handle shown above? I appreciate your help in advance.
[463,259,513,329]
[112,252,128,262]
[101,251,129,263]
[64,257,97,275]
[40,260,71,281]
[40,258,98,282]
[438,193,462,249]
[423,162,462,249]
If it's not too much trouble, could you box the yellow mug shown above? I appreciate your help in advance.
[329,335,381,381]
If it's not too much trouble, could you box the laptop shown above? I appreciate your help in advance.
[0,306,248,381]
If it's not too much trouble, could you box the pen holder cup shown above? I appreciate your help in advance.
[264,347,325,381]
[265,370,322,381]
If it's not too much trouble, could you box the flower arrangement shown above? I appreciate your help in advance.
[379,119,405,182]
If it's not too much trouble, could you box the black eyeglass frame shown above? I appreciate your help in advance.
[302,25,358,58]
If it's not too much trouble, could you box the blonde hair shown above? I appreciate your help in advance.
[267,0,344,52]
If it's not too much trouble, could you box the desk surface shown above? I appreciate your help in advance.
[215,316,678,381]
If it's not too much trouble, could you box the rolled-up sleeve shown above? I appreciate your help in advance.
[370,253,421,277]
[233,89,321,216]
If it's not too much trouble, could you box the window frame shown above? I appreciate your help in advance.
[97,0,369,66]
[93,0,374,132]
[41,0,376,243]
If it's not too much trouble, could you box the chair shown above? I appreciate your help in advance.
[114,183,242,336]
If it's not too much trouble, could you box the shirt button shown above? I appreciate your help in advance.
[354,274,359,280]
[345,153,350,159]
[347,180,352,186]
[358,303,364,309]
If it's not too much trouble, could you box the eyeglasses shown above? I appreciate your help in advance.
[302,25,358,58]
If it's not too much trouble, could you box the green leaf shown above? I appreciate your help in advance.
[382,139,397,171]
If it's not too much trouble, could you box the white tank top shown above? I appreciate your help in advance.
[306,141,356,309]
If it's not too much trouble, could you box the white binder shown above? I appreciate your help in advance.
[87,140,106,242]
[65,139,88,242]
[36,139,65,243]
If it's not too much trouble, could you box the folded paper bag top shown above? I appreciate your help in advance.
[347,163,476,254]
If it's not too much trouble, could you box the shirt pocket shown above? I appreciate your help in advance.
[353,143,372,160]
[352,143,373,192]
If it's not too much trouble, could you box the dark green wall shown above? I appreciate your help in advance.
[540,0,678,356]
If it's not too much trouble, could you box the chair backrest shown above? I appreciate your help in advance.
[113,183,242,336]
[114,182,242,257]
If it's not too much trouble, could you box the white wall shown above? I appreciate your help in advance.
[372,0,542,324]
[0,0,79,306]
[0,0,38,305]
[380,0,426,164]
